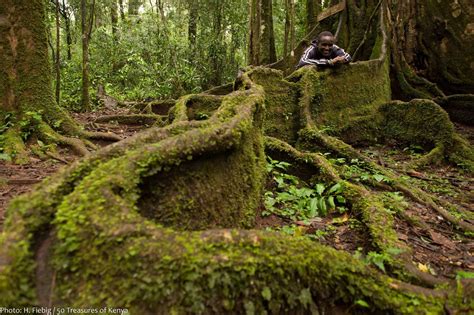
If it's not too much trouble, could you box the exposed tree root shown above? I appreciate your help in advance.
[1,113,122,162]
[265,135,448,287]
[298,128,474,233]
[94,114,167,126]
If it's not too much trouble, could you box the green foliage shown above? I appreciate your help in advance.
[53,0,250,106]
[18,111,43,140]
[336,157,393,185]
[264,158,346,221]
[0,112,14,157]
[381,192,409,214]
[354,247,404,273]
[455,271,474,280]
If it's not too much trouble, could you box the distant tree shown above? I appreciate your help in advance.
[248,0,277,65]
[81,0,95,111]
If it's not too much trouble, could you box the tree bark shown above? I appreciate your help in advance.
[388,0,474,96]
[0,0,54,113]
[61,0,72,60]
[55,0,60,104]
[188,0,198,50]
[259,0,276,64]
[306,0,319,34]
[283,0,295,61]
[81,0,95,112]
[248,0,261,65]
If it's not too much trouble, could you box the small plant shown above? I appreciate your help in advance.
[195,112,209,120]
[403,144,424,157]
[264,158,347,221]
[353,247,404,273]
[382,191,409,214]
[19,110,43,140]
[341,158,393,185]
[455,271,474,280]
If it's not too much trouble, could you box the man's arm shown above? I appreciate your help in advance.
[330,45,352,65]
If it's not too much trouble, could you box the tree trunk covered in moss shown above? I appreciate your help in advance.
[0,0,53,114]
[0,0,66,161]
[55,0,60,105]
[388,0,474,98]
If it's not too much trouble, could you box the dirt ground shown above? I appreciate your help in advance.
[1,109,473,280]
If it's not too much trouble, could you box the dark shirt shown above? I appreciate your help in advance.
[297,40,352,68]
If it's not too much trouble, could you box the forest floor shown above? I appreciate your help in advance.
[1,107,473,281]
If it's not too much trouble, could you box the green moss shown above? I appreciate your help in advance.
[247,67,301,145]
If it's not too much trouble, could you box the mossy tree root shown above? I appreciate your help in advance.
[94,114,167,126]
[298,128,474,233]
[0,73,267,306]
[1,107,121,162]
[265,135,444,287]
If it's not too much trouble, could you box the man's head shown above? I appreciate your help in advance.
[316,31,335,57]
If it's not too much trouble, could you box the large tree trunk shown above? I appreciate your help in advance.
[389,0,474,98]
[283,0,296,64]
[0,0,119,163]
[260,0,277,64]
[80,0,93,111]
[248,0,277,65]
[248,0,261,65]
[306,0,319,33]
[55,0,60,105]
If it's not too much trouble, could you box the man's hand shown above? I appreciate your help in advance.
[331,56,347,64]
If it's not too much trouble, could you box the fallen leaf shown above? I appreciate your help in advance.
[407,170,425,179]
[418,263,429,273]
[428,230,455,247]
[397,233,408,241]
